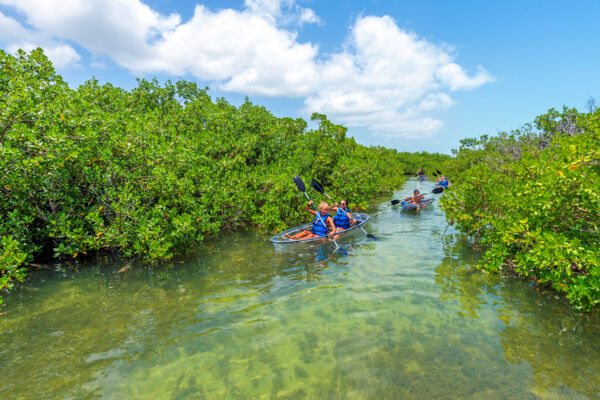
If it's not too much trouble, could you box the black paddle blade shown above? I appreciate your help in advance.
[391,199,400,205]
[432,172,437,177]
[293,175,306,192]
[437,169,442,176]
[432,187,444,194]
[366,233,376,239]
[311,178,325,194]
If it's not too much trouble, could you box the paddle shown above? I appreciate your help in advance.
[293,175,341,252]
[392,185,443,203]
[391,198,433,206]
[310,179,376,239]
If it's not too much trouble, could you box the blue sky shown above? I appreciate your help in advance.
[1,0,599,153]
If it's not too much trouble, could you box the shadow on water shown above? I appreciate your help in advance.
[1,179,599,399]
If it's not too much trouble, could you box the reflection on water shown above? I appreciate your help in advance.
[1,179,599,399]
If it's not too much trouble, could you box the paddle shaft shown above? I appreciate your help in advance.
[302,192,340,251]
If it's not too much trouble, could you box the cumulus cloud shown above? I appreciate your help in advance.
[0,1,491,140]
[6,42,81,68]
[304,15,491,138]
[0,10,81,68]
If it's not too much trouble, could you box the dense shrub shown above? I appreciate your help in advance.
[440,108,600,310]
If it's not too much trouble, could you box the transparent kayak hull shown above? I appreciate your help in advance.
[400,198,435,210]
[270,213,370,245]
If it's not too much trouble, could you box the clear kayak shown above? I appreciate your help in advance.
[400,198,435,210]
[270,213,370,245]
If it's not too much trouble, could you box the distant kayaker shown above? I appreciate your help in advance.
[329,199,355,230]
[285,200,336,240]
[437,176,450,188]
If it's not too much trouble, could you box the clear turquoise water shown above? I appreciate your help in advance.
[1,180,599,399]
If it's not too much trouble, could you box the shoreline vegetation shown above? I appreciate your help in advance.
[439,106,600,311]
[0,49,448,303]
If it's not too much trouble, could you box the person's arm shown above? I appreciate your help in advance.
[306,201,317,216]
[326,216,337,236]
[344,210,356,225]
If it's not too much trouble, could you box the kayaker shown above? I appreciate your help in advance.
[437,176,450,188]
[404,189,426,210]
[404,189,424,204]
[329,199,355,230]
[285,200,336,240]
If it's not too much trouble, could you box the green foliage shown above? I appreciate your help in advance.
[441,107,600,310]
[0,49,408,300]
[0,236,28,305]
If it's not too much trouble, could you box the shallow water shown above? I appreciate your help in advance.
[1,179,599,399]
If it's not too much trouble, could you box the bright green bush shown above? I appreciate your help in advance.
[441,108,600,310]
[0,48,409,301]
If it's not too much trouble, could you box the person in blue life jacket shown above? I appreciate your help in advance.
[437,176,450,188]
[328,199,355,230]
[404,189,427,210]
[285,200,336,240]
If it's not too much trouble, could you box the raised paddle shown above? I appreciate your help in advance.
[310,179,376,239]
[293,175,341,252]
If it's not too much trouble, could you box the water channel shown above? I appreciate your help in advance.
[1,179,599,399]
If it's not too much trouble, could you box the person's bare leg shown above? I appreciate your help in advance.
[286,230,315,240]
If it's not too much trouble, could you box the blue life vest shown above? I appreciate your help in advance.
[311,214,331,236]
[333,207,351,229]
[440,179,449,188]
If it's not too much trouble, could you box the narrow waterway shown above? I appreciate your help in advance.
[1,179,599,399]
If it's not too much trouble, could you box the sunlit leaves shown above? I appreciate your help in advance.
[441,107,600,310]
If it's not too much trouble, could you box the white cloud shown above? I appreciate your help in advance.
[418,93,454,111]
[145,5,320,96]
[303,15,492,138]
[0,10,81,68]
[6,42,81,68]
[244,0,284,21]
[0,1,491,140]
[298,7,322,26]
[437,63,492,91]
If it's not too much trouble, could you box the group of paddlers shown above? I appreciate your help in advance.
[285,199,355,240]
[286,173,451,240]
